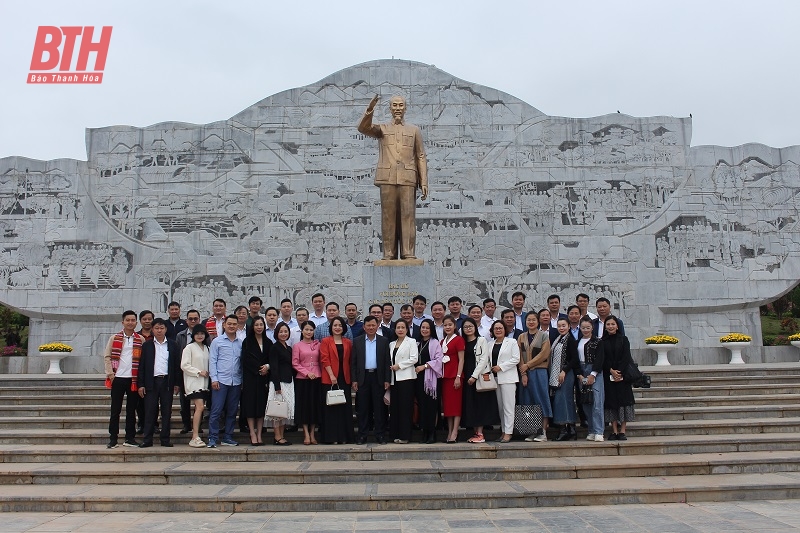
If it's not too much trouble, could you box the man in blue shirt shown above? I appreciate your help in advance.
[344,302,364,338]
[314,302,354,341]
[208,314,243,448]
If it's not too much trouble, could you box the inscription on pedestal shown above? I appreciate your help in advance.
[363,265,435,308]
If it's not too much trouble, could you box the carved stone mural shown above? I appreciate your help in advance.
[2,59,799,370]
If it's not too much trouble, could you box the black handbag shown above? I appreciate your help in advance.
[579,384,594,404]
[624,362,652,388]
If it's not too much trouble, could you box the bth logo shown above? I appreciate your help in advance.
[28,26,112,84]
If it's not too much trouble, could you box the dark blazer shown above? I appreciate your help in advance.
[593,316,625,338]
[350,333,391,387]
[577,336,605,374]
[139,338,181,390]
[269,341,294,392]
[511,327,524,340]
[547,326,559,344]
[380,324,397,342]
[555,333,581,376]
[409,322,423,342]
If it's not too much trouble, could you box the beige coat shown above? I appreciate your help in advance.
[180,342,209,394]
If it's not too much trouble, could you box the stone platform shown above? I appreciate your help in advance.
[0,364,799,512]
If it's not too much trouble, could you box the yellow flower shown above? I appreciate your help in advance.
[644,335,679,345]
[787,333,800,342]
[38,343,73,353]
[719,333,751,343]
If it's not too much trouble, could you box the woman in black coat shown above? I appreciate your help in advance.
[267,322,295,445]
[241,316,272,445]
[602,316,635,440]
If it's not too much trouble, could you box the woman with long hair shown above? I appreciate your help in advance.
[241,316,272,446]
[463,317,499,443]
[292,320,322,445]
[440,316,466,443]
[389,320,418,444]
[267,322,295,445]
[320,316,355,444]
[414,318,442,444]
[180,324,210,448]
[576,317,605,442]
[518,312,552,442]
[602,316,635,440]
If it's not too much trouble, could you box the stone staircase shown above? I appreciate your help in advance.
[0,363,799,511]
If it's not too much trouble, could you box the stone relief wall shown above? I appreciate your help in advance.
[2,59,799,370]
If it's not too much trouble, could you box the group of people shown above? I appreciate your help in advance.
[104,291,636,448]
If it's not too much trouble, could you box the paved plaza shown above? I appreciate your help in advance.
[4,500,800,532]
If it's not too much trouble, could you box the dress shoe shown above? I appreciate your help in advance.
[161,442,174,447]
[139,442,153,448]
[356,437,366,445]
[608,433,618,441]
[617,433,627,441]
[179,427,191,434]
[106,440,118,449]
[376,437,387,445]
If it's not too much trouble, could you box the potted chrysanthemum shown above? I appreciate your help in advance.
[644,335,679,366]
[719,333,751,364]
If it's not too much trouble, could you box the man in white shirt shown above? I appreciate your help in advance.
[103,310,143,448]
[548,294,567,329]
[576,293,598,320]
[430,301,447,339]
[381,302,395,330]
[289,307,309,346]
[479,298,497,340]
[309,293,328,326]
[138,318,180,448]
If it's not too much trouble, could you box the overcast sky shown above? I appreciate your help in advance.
[2,0,799,161]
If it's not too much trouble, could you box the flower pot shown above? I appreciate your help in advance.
[38,351,68,374]
[791,341,800,361]
[721,341,750,364]
[649,343,677,366]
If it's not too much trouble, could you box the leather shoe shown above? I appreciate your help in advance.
[139,442,153,448]
[376,437,387,445]
[356,437,366,445]
[554,431,571,442]
[179,427,191,434]
[161,442,174,447]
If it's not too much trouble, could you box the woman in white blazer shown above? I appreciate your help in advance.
[486,320,520,442]
[180,324,210,448]
[389,320,419,443]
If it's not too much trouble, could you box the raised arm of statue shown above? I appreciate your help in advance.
[357,95,382,138]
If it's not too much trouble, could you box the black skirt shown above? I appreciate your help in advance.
[293,378,323,425]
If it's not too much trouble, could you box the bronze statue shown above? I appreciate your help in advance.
[358,95,428,261]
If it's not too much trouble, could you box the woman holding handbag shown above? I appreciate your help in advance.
[463,317,499,443]
[440,316,466,443]
[517,312,552,442]
[576,317,605,442]
[550,317,581,441]
[241,316,272,446]
[414,319,443,444]
[267,322,295,446]
[602,316,635,441]
[292,321,323,445]
[320,316,354,444]
[389,320,418,444]
[487,320,520,443]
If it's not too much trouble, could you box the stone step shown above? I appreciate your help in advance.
[635,384,800,397]
[0,472,798,511]
[632,404,800,422]
[2,427,800,453]
[0,450,796,486]
[640,363,800,378]
[635,393,800,408]
[0,385,107,397]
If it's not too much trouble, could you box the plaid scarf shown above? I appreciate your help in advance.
[105,331,143,391]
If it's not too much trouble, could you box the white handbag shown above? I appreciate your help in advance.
[266,397,289,419]
[326,385,346,406]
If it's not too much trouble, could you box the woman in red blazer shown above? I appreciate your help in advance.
[320,316,355,444]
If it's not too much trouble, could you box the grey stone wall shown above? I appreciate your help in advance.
[1,59,798,370]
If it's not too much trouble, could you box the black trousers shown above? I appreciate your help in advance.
[108,377,138,442]
[414,374,439,436]
[390,379,415,441]
[356,371,386,439]
[143,376,173,445]
[178,380,191,429]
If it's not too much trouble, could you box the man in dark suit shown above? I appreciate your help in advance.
[165,301,188,340]
[351,316,392,444]
[138,318,181,447]
[547,294,568,329]
[501,309,524,339]
[447,296,469,330]
[593,298,625,338]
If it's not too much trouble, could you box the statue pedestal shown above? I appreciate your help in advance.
[363,264,434,309]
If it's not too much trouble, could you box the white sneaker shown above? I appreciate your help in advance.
[533,433,548,442]
[586,433,596,441]
[593,434,604,442]
[524,435,536,442]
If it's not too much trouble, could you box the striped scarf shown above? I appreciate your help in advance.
[549,334,567,388]
[105,331,143,391]
[205,317,221,339]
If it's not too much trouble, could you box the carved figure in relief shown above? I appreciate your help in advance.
[358,95,428,260]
